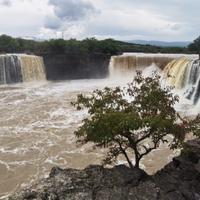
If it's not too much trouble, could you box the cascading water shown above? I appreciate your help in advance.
[20,55,46,82]
[163,58,191,89]
[110,53,198,70]
[109,53,192,79]
[0,54,46,84]
[0,55,23,84]
[109,53,200,105]
[163,57,200,104]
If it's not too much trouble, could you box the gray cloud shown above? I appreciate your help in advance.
[170,24,181,31]
[44,15,62,29]
[85,0,200,41]
[48,0,97,21]
[0,0,11,6]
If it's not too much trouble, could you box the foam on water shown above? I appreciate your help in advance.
[0,79,125,197]
[0,53,199,198]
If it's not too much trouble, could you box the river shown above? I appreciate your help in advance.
[0,78,180,198]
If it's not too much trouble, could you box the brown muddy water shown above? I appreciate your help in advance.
[0,79,180,198]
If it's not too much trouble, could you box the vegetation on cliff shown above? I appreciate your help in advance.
[72,72,199,169]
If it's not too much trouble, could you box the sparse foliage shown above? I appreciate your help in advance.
[72,71,197,169]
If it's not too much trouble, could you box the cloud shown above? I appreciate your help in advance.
[169,24,182,31]
[0,0,199,41]
[85,7,184,41]
[0,0,11,6]
[44,15,62,29]
[48,0,97,21]
[0,0,49,38]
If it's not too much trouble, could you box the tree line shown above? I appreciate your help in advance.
[0,34,191,56]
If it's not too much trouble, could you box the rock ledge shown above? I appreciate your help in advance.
[10,139,200,200]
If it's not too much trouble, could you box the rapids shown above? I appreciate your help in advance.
[0,53,199,198]
[0,79,180,198]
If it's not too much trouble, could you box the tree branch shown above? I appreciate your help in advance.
[116,140,134,169]
[120,132,141,168]
[139,139,160,161]
[136,131,152,144]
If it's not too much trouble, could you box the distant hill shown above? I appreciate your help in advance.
[128,40,190,47]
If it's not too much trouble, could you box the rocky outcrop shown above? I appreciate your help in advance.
[10,139,200,200]
[153,139,200,200]
[41,53,110,80]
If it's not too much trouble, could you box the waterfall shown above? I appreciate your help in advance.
[0,54,46,84]
[20,55,46,82]
[110,53,200,105]
[109,53,187,78]
[163,58,192,89]
[163,57,200,104]
[0,55,23,84]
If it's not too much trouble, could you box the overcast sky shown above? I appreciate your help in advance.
[0,0,199,41]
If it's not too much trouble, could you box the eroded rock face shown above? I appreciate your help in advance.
[10,139,200,200]
[42,53,109,80]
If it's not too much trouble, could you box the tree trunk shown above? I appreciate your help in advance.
[117,141,134,169]
[121,148,134,169]
[133,147,140,169]
[134,155,140,168]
